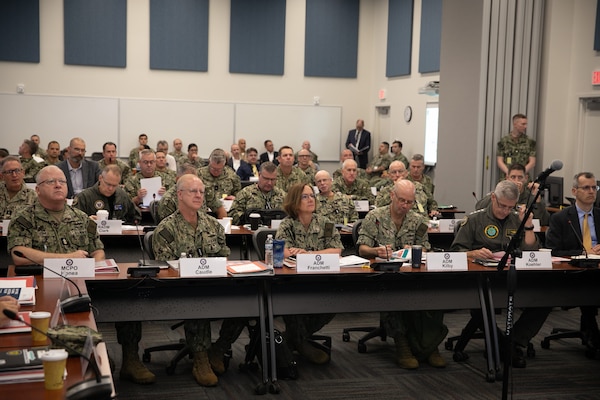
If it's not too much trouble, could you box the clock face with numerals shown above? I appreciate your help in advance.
[404,106,412,122]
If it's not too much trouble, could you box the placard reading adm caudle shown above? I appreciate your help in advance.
[44,258,95,278]
[296,254,340,273]
[179,257,228,278]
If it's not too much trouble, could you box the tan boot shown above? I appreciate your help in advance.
[192,351,218,386]
[394,336,419,369]
[120,348,156,384]
[297,340,330,364]
[207,345,225,375]
[427,348,446,368]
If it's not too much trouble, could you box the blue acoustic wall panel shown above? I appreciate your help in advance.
[150,0,209,72]
[386,0,413,77]
[64,0,126,68]
[305,0,359,78]
[0,0,39,63]
[230,0,285,75]
[418,0,442,73]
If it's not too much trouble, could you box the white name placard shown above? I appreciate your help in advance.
[96,219,123,235]
[438,219,458,233]
[0,219,9,236]
[270,219,283,229]
[425,252,468,271]
[516,251,553,270]
[296,254,340,273]
[44,258,95,278]
[532,219,541,232]
[353,200,370,212]
[179,257,228,278]
[217,218,232,234]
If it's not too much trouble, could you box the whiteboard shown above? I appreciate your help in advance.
[119,99,235,158]
[235,104,342,161]
[0,93,118,155]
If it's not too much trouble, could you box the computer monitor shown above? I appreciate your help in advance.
[544,176,564,207]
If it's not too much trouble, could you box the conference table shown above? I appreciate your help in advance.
[2,268,115,399]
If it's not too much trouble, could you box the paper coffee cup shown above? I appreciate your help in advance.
[96,210,109,221]
[41,349,68,390]
[30,311,51,343]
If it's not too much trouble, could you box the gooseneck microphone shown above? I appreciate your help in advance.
[534,160,563,183]
[12,250,91,314]
[567,220,599,268]
[3,309,112,400]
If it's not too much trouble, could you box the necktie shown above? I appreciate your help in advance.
[355,131,361,147]
[252,164,258,177]
[583,213,592,252]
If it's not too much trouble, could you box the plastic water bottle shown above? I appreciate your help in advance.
[265,234,274,268]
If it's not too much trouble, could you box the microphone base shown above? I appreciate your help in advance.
[61,294,92,314]
[569,259,600,269]
[66,375,112,400]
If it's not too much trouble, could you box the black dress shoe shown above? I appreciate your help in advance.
[511,346,526,368]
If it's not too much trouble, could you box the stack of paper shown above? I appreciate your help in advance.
[0,312,32,334]
[227,261,273,277]
[0,276,36,305]
[0,347,48,384]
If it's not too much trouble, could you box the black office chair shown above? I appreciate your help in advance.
[90,152,103,161]
[341,220,388,353]
[148,200,160,225]
[541,307,600,360]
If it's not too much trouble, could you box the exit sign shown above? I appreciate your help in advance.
[593,70,600,85]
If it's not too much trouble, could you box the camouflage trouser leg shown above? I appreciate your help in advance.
[283,313,335,347]
[215,318,247,350]
[116,321,142,348]
[184,319,212,353]
[383,311,448,360]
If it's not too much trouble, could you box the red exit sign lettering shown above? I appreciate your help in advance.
[593,70,600,85]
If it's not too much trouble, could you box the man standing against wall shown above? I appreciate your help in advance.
[496,114,536,176]
[345,119,371,169]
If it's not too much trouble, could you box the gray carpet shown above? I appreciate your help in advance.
[97,308,600,399]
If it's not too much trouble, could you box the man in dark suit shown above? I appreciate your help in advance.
[57,137,102,199]
[226,143,253,181]
[259,139,279,165]
[546,171,600,354]
[345,119,371,169]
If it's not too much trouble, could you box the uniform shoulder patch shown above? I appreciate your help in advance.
[14,216,33,229]
[158,229,174,243]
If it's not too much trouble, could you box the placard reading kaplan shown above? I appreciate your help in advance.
[179,257,228,278]
[425,252,468,271]
[296,254,340,273]
[44,258,95,278]
[96,219,122,235]
[516,251,552,270]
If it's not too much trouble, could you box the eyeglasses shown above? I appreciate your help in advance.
[2,168,23,175]
[140,160,155,165]
[180,189,205,195]
[394,196,415,206]
[301,193,316,200]
[576,185,600,192]
[39,179,68,186]
[494,197,516,211]
[260,176,277,182]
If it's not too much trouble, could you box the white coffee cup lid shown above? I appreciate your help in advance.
[249,213,260,218]
[41,349,68,361]
[30,311,51,319]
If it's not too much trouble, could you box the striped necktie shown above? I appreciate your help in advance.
[583,213,592,252]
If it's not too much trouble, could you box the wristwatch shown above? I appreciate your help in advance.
[524,225,535,231]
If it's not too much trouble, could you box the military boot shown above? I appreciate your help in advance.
[192,351,218,386]
[427,348,446,368]
[394,336,419,369]
[120,347,156,384]
[207,344,226,375]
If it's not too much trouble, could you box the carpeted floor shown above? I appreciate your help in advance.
[97,308,600,399]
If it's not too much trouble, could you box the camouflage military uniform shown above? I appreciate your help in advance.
[393,153,409,168]
[7,199,104,256]
[20,157,43,183]
[198,166,241,198]
[153,210,230,353]
[298,165,317,186]
[124,172,173,204]
[496,134,536,169]
[475,188,550,226]
[0,182,37,220]
[228,184,286,225]
[157,185,221,222]
[276,214,342,347]
[375,181,436,217]
[450,203,549,349]
[331,176,375,204]
[407,174,435,196]
[128,147,142,169]
[358,207,446,360]
[275,166,309,193]
[333,167,368,181]
[73,182,141,223]
[98,159,131,184]
[169,151,188,169]
[367,153,392,181]
[155,169,176,190]
[315,192,358,224]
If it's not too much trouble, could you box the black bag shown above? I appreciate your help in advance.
[241,323,298,380]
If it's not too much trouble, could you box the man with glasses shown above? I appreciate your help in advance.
[124,149,169,206]
[0,156,37,220]
[228,162,285,225]
[295,148,317,185]
[198,148,241,199]
[358,180,447,369]
[451,180,550,368]
[8,165,105,265]
[545,172,600,356]
[73,165,140,223]
[57,137,101,199]
[315,170,357,224]
[476,163,550,225]
[152,174,231,386]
